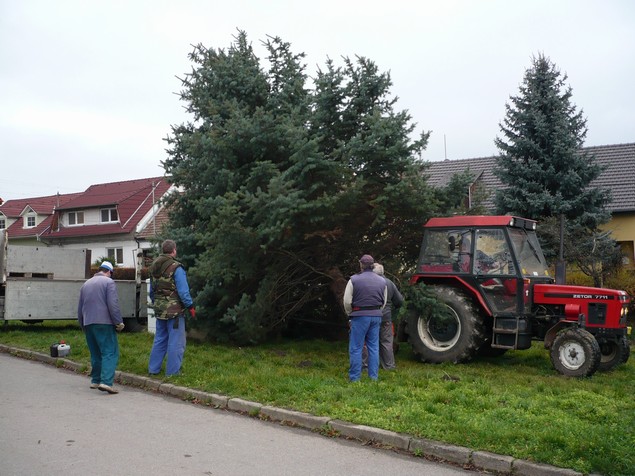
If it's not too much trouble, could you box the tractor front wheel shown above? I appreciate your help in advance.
[597,336,631,372]
[550,328,601,377]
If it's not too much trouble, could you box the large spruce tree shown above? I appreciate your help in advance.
[162,32,438,344]
[494,54,610,229]
[493,54,618,281]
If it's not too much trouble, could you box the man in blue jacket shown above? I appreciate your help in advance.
[148,239,195,376]
[343,255,387,382]
[78,261,124,394]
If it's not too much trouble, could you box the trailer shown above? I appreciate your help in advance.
[0,230,147,329]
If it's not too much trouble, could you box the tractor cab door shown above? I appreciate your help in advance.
[473,228,523,316]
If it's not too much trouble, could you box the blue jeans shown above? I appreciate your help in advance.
[148,316,186,376]
[84,324,119,386]
[349,315,381,382]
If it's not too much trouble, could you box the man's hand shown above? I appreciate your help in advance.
[115,322,125,332]
[189,307,196,319]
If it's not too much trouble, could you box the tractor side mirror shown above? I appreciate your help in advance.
[448,236,456,252]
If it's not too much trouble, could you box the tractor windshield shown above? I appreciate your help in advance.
[508,228,550,278]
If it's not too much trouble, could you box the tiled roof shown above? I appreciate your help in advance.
[586,143,635,212]
[0,192,82,239]
[425,142,635,213]
[56,177,167,210]
[0,193,82,218]
[46,177,172,238]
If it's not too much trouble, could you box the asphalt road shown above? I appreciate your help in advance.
[0,353,475,476]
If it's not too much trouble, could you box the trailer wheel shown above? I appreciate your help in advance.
[550,328,601,377]
[123,317,145,333]
[597,336,631,372]
[407,285,486,363]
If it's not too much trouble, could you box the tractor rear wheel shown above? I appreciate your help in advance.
[550,328,601,377]
[407,285,486,364]
[597,336,631,372]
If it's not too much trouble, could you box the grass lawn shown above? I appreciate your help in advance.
[1,320,633,476]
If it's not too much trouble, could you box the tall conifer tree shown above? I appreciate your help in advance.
[162,32,438,343]
[494,54,610,229]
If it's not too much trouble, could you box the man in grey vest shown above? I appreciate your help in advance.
[343,255,387,382]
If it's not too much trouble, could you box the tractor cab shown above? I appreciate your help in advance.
[414,215,550,319]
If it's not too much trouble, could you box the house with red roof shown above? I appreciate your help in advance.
[0,192,83,244]
[0,176,175,268]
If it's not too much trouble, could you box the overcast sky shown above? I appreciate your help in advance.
[1,0,633,200]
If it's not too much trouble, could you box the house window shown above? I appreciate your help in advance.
[107,247,124,265]
[101,208,119,223]
[0,218,5,229]
[26,214,36,228]
[68,211,84,226]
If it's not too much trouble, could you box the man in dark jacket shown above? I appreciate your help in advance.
[148,239,195,376]
[78,261,124,394]
[370,263,403,370]
[343,255,387,382]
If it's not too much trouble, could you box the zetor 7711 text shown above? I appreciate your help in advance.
[404,215,631,377]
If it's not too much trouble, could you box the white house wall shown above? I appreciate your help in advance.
[62,239,140,268]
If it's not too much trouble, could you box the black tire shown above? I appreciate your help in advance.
[597,336,630,371]
[549,328,601,377]
[123,317,145,333]
[622,337,631,364]
[406,285,486,363]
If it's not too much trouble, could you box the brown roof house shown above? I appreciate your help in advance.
[425,142,635,264]
[0,192,83,244]
[2,176,175,267]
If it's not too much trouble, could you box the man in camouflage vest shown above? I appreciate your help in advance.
[148,239,195,376]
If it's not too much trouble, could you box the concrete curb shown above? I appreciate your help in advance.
[0,344,587,476]
[260,406,330,430]
[328,420,411,451]
[409,437,471,466]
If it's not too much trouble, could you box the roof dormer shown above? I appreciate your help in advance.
[20,205,38,229]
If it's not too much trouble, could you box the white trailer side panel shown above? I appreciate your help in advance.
[6,246,88,280]
[3,279,147,321]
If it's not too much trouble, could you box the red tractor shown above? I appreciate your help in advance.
[405,215,631,377]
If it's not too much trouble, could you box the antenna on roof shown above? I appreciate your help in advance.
[151,181,157,236]
[444,134,447,160]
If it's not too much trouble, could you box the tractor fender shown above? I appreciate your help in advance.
[410,276,493,316]
[544,320,578,349]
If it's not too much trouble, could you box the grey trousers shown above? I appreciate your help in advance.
[362,321,396,370]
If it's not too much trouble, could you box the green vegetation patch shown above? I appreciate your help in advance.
[1,321,634,475]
